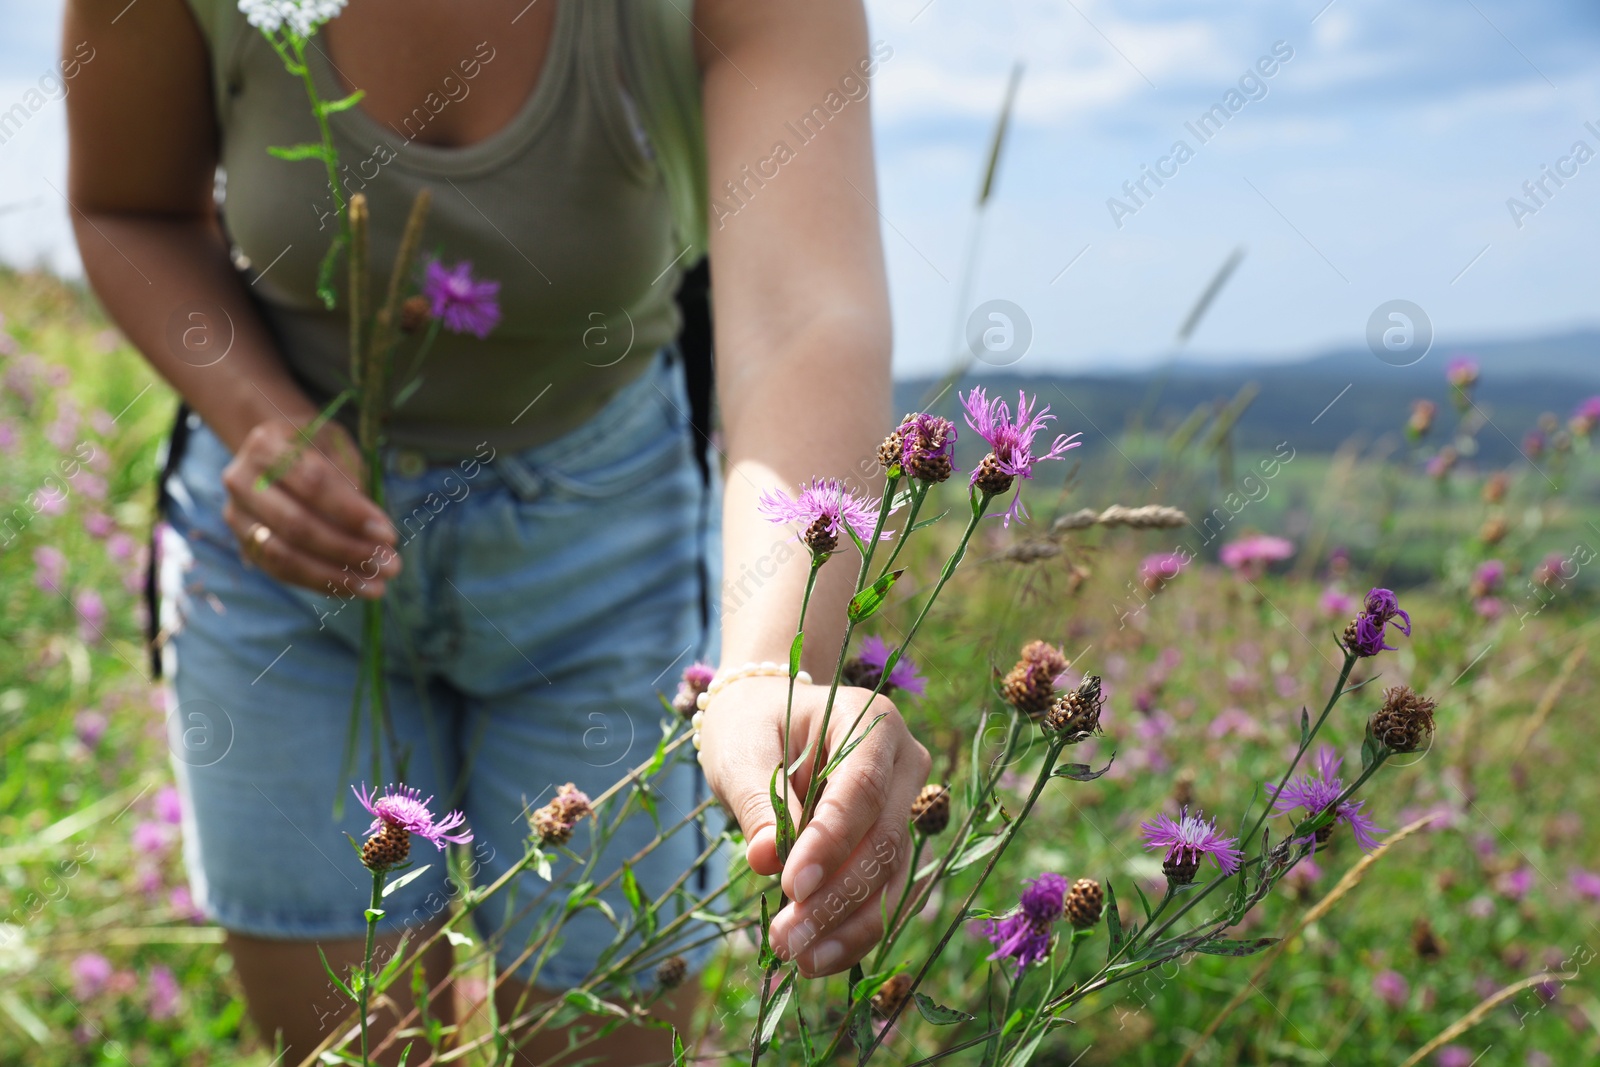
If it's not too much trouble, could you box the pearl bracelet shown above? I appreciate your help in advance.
[691,660,813,758]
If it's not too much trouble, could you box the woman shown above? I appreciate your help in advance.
[64,0,930,1062]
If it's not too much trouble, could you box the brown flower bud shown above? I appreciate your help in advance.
[400,294,432,334]
[871,973,914,1018]
[361,820,410,871]
[802,516,839,556]
[655,955,688,989]
[973,455,1014,498]
[1064,878,1104,929]
[1001,640,1070,719]
[911,784,951,836]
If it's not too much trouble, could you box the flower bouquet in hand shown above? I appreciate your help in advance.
[244,0,500,798]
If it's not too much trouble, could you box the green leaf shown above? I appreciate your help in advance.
[1298,706,1311,746]
[758,970,797,1048]
[267,142,330,162]
[672,1029,688,1066]
[844,522,868,560]
[382,864,432,898]
[1104,881,1123,962]
[758,893,775,969]
[789,632,804,677]
[1132,882,1154,923]
[797,1009,816,1063]
[1005,1029,1046,1067]
[913,992,974,1025]
[317,944,356,1001]
[906,510,950,534]
[847,569,903,623]
[770,763,797,862]
[948,832,1005,874]
[1191,936,1280,957]
[1360,723,1384,771]
[364,907,385,923]
[319,89,366,115]
[1050,755,1115,782]
[373,934,411,992]
[392,375,426,410]
[563,989,627,1018]
[444,929,474,948]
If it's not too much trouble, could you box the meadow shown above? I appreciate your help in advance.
[2,265,1599,1066]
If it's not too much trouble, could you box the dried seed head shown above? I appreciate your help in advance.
[1412,917,1445,961]
[973,454,1015,498]
[1172,770,1195,812]
[1096,505,1189,529]
[1481,471,1509,504]
[911,784,951,836]
[1369,685,1438,753]
[802,515,839,556]
[361,820,411,871]
[1064,878,1104,929]
[1001,640,1070,719]
[400,294,432,334]
[654,955,688,990]
[1044,675,1103,743]
[530,783,593,846]
[877,425,907,474]
[871,973,914,1018]
[1478,514,1509,546]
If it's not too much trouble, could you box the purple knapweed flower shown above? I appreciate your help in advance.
[155,786,183,826]
[75,589,107,644]
[893,412,959,482]
[1446,357,1479,389]
[146,965,181,1020]
[71,953,113,999]
[1435,1046,1475,1067]
[1470,560,1504,598]
[1218,534,1294,579]
[132,820,173,856]
[33,546,65,592]
[1320,585,1355,618]
[1372,969,1409,1009]
[1570,869,1600,903]
[1140,808,1244,883]
[854,635,926,698]
[961,387,1081,525]
[1267,746,1384,852]
[671,661,716,718]
[423,260,501,339]
[758,477,889,557]
[74,710,108,749]
[354,783,472,851]
[1346,587,1411,658]
[1572,396,1600,436]
[977,873,1068,975]
[1140,552,1185,591]
[1496,866,1534,902]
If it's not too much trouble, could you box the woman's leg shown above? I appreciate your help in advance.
[227,924,454,1066]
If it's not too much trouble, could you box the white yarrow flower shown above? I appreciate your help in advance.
[239,0,348,37]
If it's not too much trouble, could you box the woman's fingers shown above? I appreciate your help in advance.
[781,694,928,904]
[223,469,397,572]
[696,681,796,877]
[779,880,900,978]
[222,497,391,598]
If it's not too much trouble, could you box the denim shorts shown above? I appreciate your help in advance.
[158,351,726,988]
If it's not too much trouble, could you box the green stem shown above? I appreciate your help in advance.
[779,557,823,858]
[858,735,1068,1065]
[359,867,386,1065]
[871,480,927,582]
[854,475,901,595]
[1241,649,1356,852]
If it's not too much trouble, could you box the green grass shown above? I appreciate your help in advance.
[2,267,1598,1066]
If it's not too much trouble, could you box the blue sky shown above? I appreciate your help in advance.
[3,0,1598,376]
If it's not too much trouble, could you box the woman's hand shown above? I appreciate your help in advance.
[697,675,931,977]
[220,418,400,598]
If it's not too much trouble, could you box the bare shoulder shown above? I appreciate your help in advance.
[63,0,217,214]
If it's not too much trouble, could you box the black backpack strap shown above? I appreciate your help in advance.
[146,401,195,678]
[674,256,714,487]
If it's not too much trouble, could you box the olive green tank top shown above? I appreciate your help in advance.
[185,0,708,456]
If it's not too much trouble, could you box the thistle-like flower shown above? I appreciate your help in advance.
[910,783,951,835]
[883,412,958,483]
[353,783,472,871]
[671,662,716,718]
[961,388,1081,525]
[530,783,593,846]
[978,873,1069,975]
[1266,747,1384,851]
[1219,534,1294,579]
[841,636,926,698]
[758,478,888,558]
[654,955,688,989]
[1001,640,1070,719]
[1342,587,1412,658]
[1140,808,1243,885]
[239,0,348,37]
[423,260,502,339]
[1044,675,1104,743]
[1369,685,1438,753]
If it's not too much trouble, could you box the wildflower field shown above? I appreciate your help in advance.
[3,263,1600,1067]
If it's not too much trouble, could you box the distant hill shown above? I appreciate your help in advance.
[895,329,1600,465]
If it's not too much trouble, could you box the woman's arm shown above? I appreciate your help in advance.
[64,0,398,596]
[693,0,930,977]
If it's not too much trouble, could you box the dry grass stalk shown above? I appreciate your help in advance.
[1510,642,1586,759]
[1396,970,1576,1067]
